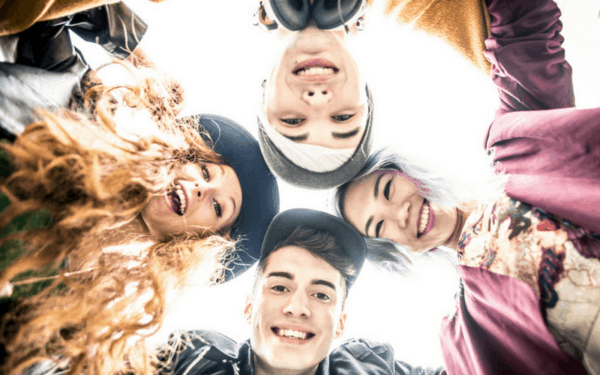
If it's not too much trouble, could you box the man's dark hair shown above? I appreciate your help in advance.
[255,226,356,303]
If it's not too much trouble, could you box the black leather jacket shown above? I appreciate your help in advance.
[161,330,446,375]
[0,2,147,139]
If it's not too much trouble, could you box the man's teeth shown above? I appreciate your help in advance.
[297,67,335,76]
[419,203,429,235]
[277,329,308,340]
[175,183,187,215]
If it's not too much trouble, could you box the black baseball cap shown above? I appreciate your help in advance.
[260,208,367,289]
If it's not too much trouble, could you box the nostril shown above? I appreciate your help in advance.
[322,91,327,95]
[308,92,314,97]
[197,191,201,197]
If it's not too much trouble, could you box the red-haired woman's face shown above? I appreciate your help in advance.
[141,163,242,237]
[343,170,457,253]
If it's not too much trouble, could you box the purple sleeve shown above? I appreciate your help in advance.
[484,0,574,115]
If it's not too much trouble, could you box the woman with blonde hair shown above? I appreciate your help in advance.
[0,51,279,375]
[336,0,599,373]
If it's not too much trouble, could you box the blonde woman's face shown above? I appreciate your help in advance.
[141,163,242,237]
[265,26,366,149]
[343,170,458,253]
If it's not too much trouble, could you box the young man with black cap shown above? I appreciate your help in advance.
[161,208,444,375]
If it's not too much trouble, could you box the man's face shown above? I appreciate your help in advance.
[264,26,367,149]
[245,245,347,373]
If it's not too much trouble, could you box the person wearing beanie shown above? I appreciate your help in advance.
[257,20,374,189]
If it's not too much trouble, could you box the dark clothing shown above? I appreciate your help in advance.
[162,330,445,375]
[0,2,147,138]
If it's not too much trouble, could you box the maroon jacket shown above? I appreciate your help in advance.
[483,0,600,234]
[440,0,594,374]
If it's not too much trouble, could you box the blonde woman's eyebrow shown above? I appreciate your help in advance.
[332,127,360,139]
[227,196,237,225]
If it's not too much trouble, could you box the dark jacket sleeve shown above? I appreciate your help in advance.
[332,338,446,375]
[483,0,574,115]
[68,2,148,59]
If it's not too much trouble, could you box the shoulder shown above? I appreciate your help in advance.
[329,338,445,374]
[159,330,242,375]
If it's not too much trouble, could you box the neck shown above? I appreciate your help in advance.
[445,201,477,249]
[254,354,318,375]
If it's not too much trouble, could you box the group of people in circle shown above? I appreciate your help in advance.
[0,0,599,374]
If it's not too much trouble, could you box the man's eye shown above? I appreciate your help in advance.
[201,164,211,181]
[272,285,288,292]
[213,200,222,218]
[313,292,330,301]
[375,220,384,238]
[332,114,354,122]
[384,179,392,201]
[281,118,304,125]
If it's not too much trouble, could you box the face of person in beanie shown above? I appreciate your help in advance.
[344,170,458,253]
[141,162,242,237]
[245,246,346,373]
[264,26,367,149]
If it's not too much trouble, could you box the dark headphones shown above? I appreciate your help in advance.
[254,0,366,33]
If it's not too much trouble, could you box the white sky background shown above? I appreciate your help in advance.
[74,0,600,368]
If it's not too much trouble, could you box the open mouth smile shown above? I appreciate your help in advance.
[417,199,435,238]
[272,327,315,342]
[293,59,339,82]
[167,182,188,216]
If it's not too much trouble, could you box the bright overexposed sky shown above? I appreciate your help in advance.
[74,0,599,368]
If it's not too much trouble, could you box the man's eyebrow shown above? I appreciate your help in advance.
[278,132,309,142]
[267,272,294,280]
[332,127,360,139]
[311,279,337,291]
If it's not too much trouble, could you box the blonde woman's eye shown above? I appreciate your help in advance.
[314,292,330,301]
[201,164,210,181]
[213,200,222,218]
[332,114,354,122]
[281,118,304,125]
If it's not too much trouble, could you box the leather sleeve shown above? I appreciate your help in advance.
[68,2,148,59]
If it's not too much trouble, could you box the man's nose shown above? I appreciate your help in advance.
[302,89,332,107]
[282,292,311,318]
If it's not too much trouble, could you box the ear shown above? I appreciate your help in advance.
[244,295,253,324]
[335,311,347,339]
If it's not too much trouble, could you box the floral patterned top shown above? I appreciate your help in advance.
[458,194,600,372]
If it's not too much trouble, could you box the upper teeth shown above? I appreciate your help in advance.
[419,202,429,235]
[297,67,335,76]
[175,183,187,215]
[277,329,308,340]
